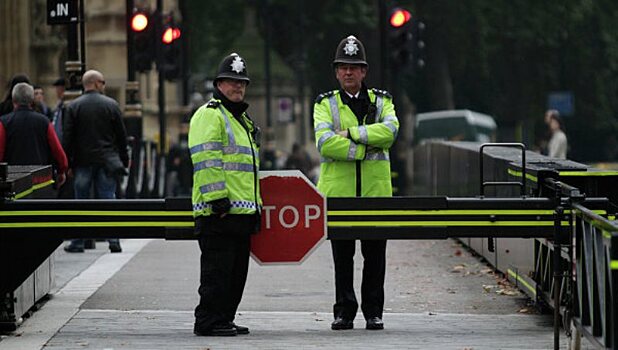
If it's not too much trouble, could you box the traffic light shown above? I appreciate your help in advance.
[131,8,155,72]
[388,7,413,67]
[413,20,426,69]
[159,14,182,80]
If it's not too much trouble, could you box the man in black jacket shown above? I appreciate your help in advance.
[63,70,129,253]
[0,82,68,184]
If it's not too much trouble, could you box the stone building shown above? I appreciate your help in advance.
[0,0,313,164]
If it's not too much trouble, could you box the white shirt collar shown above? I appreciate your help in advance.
[344,90,360,99]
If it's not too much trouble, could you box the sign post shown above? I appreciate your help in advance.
[47,0,78,25]
[251,170,326,265]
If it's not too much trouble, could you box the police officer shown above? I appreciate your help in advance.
[190,53,262,336]
[313,35,399,331]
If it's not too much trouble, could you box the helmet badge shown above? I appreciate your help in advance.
[343,38,359,56]
[230,56,245,74]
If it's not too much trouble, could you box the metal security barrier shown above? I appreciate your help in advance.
[2,145,618,349]
[411,141,618,349]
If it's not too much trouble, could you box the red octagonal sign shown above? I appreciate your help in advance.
[251,170,326,265]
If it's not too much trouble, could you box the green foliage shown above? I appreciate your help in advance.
[254,0,378,95]
[409,0,618,161]
[183,0,618,161]
[184,0,246,75]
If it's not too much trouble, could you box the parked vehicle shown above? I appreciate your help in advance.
[413,109,497,145]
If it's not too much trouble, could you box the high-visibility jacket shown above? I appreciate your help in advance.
[189,99,261,217]
[313,89,399,197]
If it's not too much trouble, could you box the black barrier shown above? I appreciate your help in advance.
[3,146,618,348]
[411,140,618,349]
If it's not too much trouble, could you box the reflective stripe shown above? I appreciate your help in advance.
[0,222,194,228]
[218,106,237,146]
[383,115,397,122]
[328,221,570,227]
[223,162,254,172]
[347,142,357,160]
[328,96,341,131]
[384,121,398,136]
[315,122,333,132]
[318,131,336,151]
[365,152,389,161]
[320,152,388,162]
[194,159,223,172]
[223,145,253,155]
[14,179,55,199]
[375,95,383,121]
[193,200,258,212]
[358,125,368,144]
[192,202,211,212]
[231,200,258,210]
[507,269,536,296]
[190,142,223,155]
[199,181,226,194]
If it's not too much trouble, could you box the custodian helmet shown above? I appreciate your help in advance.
[332,35,368,67]
[214,53,250,86]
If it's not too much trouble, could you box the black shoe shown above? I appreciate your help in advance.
[64,245,84,253]
[230,322,249,335]
[366,317,384,330]
[194,324,237,336]
[331,317,354,330]
[84,239,96,249]
[109,242,122,253]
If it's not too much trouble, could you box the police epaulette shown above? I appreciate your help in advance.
[371,88,392,98]
[206,100,221,109]
[315,90,336,104]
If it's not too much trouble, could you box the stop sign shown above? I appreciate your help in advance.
[250,170,326,265]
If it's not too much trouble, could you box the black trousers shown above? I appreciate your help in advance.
[194,216,253,329]
[331,239,387,321]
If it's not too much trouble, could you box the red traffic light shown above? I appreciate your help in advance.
[131,13,149,32]
[389,8,411,28]
[162,27,181,44]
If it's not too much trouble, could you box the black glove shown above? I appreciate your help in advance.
[209,198,231,216]
[365,103,377,125]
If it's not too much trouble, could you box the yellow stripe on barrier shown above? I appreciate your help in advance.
[611,261,618,270]
[0,210,193,217]
[14,180,55,199]
[507,169,538,183]
[328,221,569,227]
[329,209,556,216]
[0,221,194,228]
[559,171,618,177]
[507,269,536,296]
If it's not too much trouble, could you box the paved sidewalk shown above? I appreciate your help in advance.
[43,310,561,350]
[0,238,596,349]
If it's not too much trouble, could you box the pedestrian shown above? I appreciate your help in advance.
[166,115,193,196]
[546,110,567,159]
[33,85,53,121]
[313,35,399,331]
[189,53,262,337]
[62,70,129,253]
[284,142,313,178]
[51,77,66,143]
[0,82,67,186]
[0,74,31,117]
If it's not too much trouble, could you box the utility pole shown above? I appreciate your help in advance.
[156,0,166,155]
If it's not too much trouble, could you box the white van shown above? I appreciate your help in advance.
[413,109,497,145]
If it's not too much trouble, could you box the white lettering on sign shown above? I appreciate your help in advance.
[57,3,68,16]
[279,205,299,228]
[262,205,322,230]
[305,205,321,227]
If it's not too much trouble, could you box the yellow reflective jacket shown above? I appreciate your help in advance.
[189,99,261,217]
[313,89,399,198]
